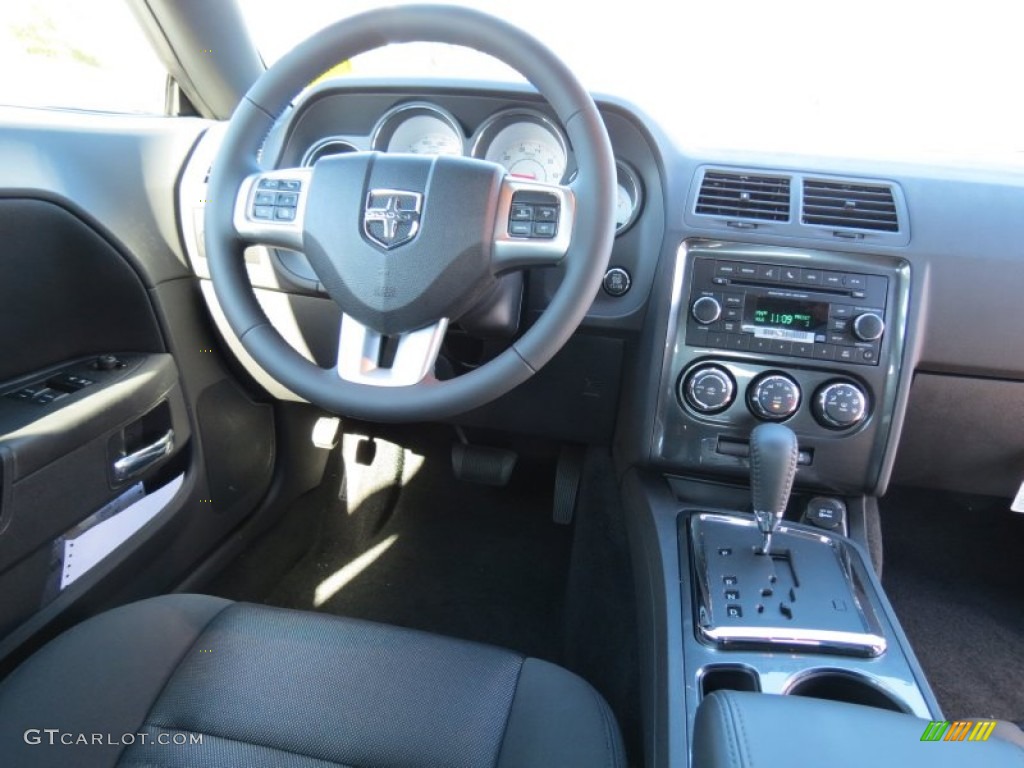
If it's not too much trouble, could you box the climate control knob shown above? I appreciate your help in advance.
[691,296,723,325]
[852,312,885,342]
[813,381,869,429]
[681,365,736,414]
[748,374,801,421]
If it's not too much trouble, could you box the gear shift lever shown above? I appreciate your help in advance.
[749,423,799,554]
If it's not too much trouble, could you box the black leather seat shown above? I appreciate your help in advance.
[0,594,625,767]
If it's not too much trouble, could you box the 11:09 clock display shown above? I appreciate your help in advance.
[750,297,829,332]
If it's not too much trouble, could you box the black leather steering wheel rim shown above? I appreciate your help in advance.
[205,5,616,421]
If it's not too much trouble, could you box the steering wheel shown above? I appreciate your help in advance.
[205,5,616,422]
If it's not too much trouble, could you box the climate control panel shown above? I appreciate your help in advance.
[679,362,870,431]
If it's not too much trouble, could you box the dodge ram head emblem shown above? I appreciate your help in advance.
[363,189,422,249]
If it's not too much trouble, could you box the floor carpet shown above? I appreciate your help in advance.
[880,487,1024,724]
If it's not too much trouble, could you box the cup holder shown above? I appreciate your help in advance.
[785,669,910,713]
[700,665,761,698]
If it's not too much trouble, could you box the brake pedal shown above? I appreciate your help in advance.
[451,442,517,486]
[553,445,585,525]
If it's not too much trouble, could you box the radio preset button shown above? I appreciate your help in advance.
[708,332,728,348]
[691,295,723,324]
[792,342,815,357]
[814,345,836,361]
[727,334,750,351]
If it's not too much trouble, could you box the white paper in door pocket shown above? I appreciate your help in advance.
[59,473,185,590]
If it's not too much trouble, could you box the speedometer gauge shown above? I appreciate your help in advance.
[473,110,569,185]
[372,103,465,157]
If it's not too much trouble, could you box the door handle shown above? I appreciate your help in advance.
[112,429,174,483]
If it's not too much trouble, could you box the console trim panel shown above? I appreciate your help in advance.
[691,513,887,656]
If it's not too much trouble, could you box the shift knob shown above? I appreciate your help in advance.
[749,423,799,553]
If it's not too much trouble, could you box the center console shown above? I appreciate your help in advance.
[622,239,943,767]
[652,240,911,493]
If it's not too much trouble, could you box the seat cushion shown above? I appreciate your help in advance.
[0,594,624,768]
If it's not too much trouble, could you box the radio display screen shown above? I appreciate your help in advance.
[751,297,829,331]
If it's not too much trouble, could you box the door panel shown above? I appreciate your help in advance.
[0,109,281,662]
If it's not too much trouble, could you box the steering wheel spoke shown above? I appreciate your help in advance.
[491,177,575,273]
[232,168,313,251]
[336,314,449,387]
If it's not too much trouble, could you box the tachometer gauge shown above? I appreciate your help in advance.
[473,110,569,185]
[372,103,465,156]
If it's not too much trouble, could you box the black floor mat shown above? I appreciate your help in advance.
[880,487,1024,723]
[259,433,571,663]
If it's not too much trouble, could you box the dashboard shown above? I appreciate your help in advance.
[179,79,1024,499]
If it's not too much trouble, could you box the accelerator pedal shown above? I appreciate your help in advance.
[553,445,585,525]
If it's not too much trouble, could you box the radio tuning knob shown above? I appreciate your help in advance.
[691,296,723,325]
[852,312,885,342]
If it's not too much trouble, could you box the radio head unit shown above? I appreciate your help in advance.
[685,257,889,366]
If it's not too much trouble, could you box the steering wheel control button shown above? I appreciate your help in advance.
[602,267,631,297]
[508,191,559,238]
[691,295,723,325]
[813,381,869,429]
[249,177,304,224]
[748,373,801,421]
[681,365,736,414]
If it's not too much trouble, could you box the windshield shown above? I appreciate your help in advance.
[241,0,1023,163]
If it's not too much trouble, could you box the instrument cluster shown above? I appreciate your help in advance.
[300,100,643,234]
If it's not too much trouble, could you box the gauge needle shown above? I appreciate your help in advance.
[511,173,537,180]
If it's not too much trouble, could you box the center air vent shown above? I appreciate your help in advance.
[695,171,791,222]
[802,180,899,232]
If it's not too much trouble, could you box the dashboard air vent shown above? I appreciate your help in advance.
[802,180,899,232]
[695,171,791,222]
